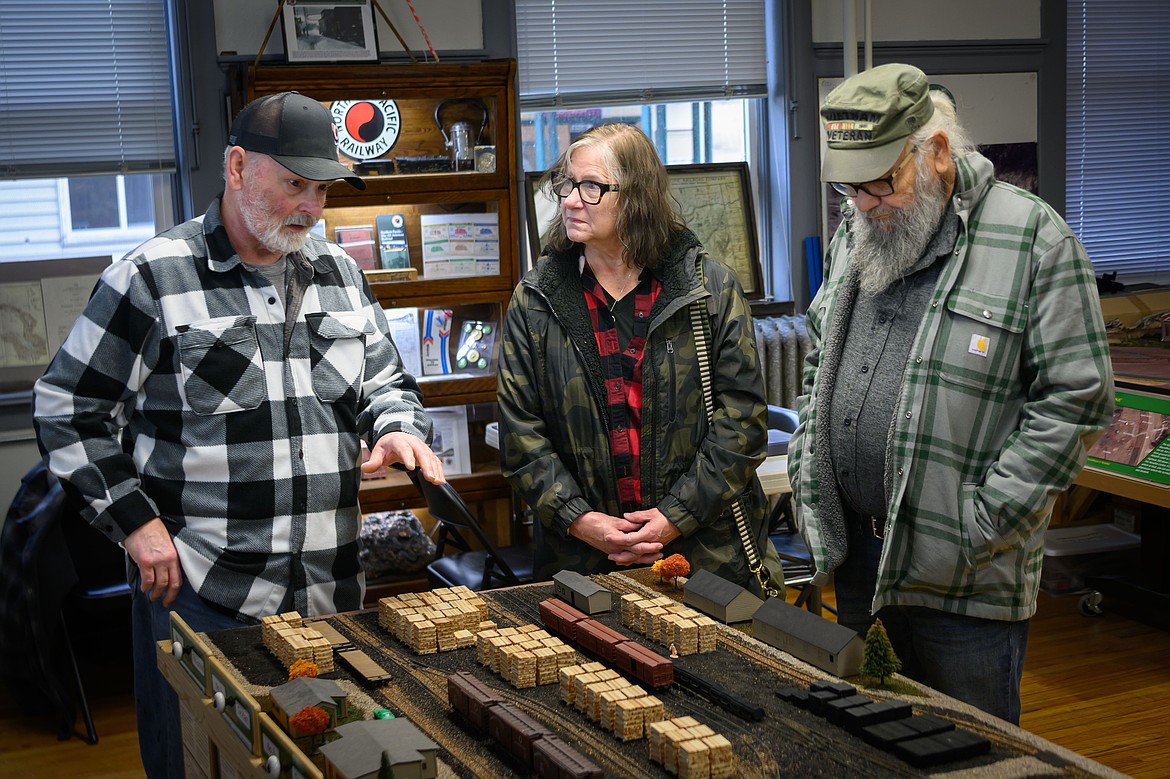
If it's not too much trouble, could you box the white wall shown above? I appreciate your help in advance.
[812,0,1041,42]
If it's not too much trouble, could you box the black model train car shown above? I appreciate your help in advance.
[447,671,504,731]
[489,702,550,764]
[533,734,604,779]
[538,598,674,689]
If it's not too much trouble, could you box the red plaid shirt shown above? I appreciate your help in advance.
[581,261,661,514]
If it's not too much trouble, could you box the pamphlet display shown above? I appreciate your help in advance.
[376,212,411,270]
[419,213,499,279]
[1085,385,1170,485]
[421,308,453,375]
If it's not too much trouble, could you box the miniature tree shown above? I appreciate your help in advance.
[289,705,331,738]
[659,554,691,589]
[861,618,901,684]
[288,658,320,680]
[651,558,666,584]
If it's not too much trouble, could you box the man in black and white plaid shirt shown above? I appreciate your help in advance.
[33,92,444,778]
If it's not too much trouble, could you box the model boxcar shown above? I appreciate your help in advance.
[574,618,626,663]
[447,671,503,732]
[487,702,551,765]
[613,639,674,689]
[539,597,586,642]
[532,733,604,779]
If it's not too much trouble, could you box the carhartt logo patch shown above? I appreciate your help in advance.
[969,334,990,357]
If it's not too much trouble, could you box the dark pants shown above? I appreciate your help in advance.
[129,564,257,779]
[832,518,1030,725]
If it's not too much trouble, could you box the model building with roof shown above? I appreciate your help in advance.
[318,718,438,779]
[269,677,348,734]
[552,569,613,614]
[682,569,764,623]
[752,597,864,677]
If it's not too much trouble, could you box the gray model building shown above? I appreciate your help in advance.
[552,569,613,614]
[682,568,764,623]
[318,718,439,779]
[752,597,864,677]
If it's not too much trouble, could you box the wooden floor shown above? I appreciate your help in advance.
[2,587,1168,778]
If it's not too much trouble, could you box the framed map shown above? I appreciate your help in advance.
[524,162,763,299]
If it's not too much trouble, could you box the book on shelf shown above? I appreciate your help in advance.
[334,224,377,271]
[376,212,411,270]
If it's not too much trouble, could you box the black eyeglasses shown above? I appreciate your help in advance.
[550,172,619,205]
[830,147,917,198]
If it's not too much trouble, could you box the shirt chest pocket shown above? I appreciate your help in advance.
[306,312,371,403]
[938,294,1027,393]
[177,316,264,415]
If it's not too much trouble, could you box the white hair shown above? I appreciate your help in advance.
[910,90,975,156]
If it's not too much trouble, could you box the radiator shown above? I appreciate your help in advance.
[752,314,810,411]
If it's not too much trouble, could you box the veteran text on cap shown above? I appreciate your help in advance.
[820,63,934,184]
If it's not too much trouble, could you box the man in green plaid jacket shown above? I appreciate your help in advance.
[787,64,1113,724]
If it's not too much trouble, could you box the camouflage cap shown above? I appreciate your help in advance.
[819,63,934,183]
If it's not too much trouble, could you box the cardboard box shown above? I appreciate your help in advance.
[1040,523,1140,595]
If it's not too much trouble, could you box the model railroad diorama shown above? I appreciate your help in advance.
[168,565,1072,779]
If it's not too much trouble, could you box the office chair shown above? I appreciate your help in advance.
[763,405,834,615]
[0,462,130,744]
[407,470,535,591]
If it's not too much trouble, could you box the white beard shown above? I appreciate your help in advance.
[239,176,318,257]
[850,166,949,295]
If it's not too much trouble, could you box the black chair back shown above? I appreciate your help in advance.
[407,470,534,591]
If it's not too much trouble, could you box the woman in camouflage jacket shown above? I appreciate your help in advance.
[496,123,772,590]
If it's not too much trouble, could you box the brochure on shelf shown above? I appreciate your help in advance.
[419,212,499,279]
[421,308,453,375]
[428,405,471,475]
[376,212,411,270]
[383,307,422,378]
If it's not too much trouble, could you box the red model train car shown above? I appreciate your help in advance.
[538,597,674,689]
[447,671,504,732]
[613,639,674,688]
[539,597,586,642]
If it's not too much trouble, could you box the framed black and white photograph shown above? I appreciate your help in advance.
[282,0,378,63]
[525,162,763,298]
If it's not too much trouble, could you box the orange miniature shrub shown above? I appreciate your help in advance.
[651,559,665,582]
[289,705,331,737]
[288,659,320,680]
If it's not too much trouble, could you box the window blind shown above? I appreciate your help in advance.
[1066,0,1170,282]
[516,0,767,109]
[0,0,176,178]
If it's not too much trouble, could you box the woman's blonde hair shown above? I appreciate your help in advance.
[540,122,684,268]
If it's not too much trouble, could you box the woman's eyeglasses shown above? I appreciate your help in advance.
[830,147,918,198]
[550,172,619,205]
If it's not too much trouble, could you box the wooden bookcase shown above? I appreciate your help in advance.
[229,60,520,546]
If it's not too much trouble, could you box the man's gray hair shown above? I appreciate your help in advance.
[911,89,975,156]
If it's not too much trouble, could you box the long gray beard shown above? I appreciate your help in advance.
[850,170,949,295]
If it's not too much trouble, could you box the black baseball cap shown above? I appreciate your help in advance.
[228,91,365,190]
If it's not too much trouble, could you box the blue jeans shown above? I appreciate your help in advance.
[833,518,1030,725]
[130,563,258,779]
